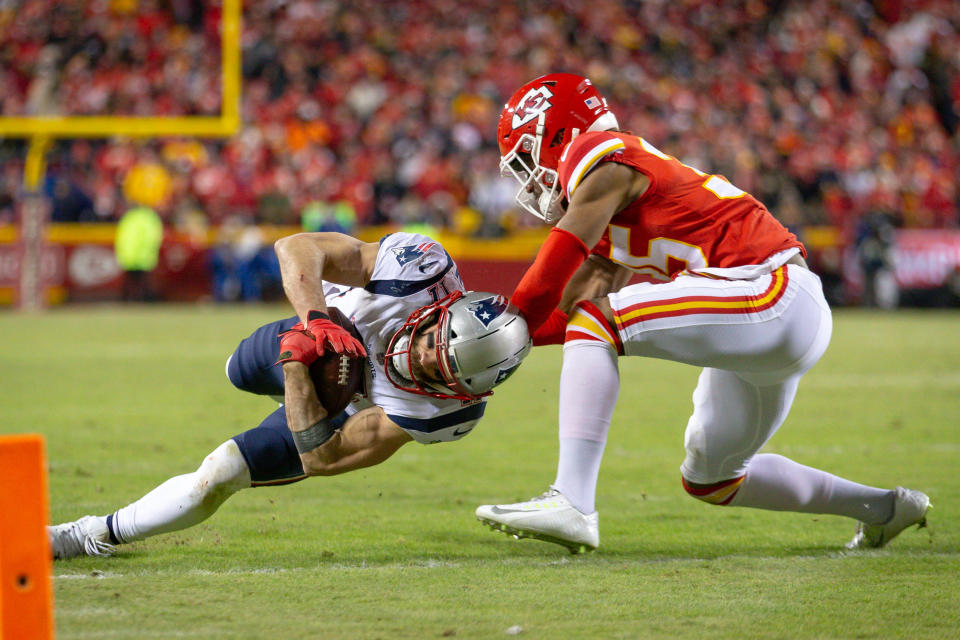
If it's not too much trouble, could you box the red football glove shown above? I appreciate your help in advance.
[531,308,569,346]
[306,309,367,358]
[276,329,319,366]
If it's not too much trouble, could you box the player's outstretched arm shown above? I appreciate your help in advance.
[528,256,631,346]
[275,232,375,356]
[282,360,331,449]
[556,162,646,248]
[304,407,413,476]
[275,231,379,327]
[560,254,632,314]
[282,362,411,476]
[512,163,645,333]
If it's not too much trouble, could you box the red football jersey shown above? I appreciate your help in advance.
[557,131,804,281]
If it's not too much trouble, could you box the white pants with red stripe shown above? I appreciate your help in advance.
[607,264,832,484]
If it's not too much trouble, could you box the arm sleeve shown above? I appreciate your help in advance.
[510,227,589,334]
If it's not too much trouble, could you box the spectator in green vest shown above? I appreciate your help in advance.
[115,205,164,302]
[300,198,356,234]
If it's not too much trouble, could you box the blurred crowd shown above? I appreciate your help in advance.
[1,0,959,237]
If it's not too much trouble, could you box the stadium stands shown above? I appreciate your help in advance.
[0,1,957,235]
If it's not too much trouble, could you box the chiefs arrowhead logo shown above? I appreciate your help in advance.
[512,86,554,129]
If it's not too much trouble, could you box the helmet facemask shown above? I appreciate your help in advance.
[384,290,481,402]
[498,74,621,225]
[384,290,532,402]
[499,115,565,225]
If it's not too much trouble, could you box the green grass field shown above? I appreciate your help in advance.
[2,305,958,639]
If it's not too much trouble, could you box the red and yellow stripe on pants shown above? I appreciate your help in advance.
[565,300,623,353]
[682,474,745,505]
[614,266,790,329]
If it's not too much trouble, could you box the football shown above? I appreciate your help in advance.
[308,307,366,416]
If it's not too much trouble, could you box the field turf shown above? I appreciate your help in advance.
[1,305,958,639]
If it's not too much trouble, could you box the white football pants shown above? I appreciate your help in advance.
[608,264,832,484]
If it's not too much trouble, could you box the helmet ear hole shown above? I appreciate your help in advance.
[550,128,565,148]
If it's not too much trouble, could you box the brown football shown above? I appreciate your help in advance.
[308,307,366,417]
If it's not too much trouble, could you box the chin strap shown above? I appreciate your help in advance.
[511,227,589,334]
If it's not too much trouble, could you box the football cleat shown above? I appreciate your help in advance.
[476,488,599,554]
[846,487,931,549]
[48,515,115,559]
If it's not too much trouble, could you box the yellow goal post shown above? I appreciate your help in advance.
[0,0,242,309]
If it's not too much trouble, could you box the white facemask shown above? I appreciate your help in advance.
[388,333,412,381]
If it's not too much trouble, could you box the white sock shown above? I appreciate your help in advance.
[552,340,619,515]
[554,438,605,515]
[730,453,895,524]
[107,440,252,543]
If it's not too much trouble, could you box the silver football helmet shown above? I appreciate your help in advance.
[385,290,532,401]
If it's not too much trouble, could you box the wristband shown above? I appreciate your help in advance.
[291,418,335,454]
[306,309,330,323]
[511,227,589,333]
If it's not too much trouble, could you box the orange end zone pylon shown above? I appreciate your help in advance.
[0,434,54,639]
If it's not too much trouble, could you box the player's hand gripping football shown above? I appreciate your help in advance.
[276,326,319,366]
[306,309,367,358]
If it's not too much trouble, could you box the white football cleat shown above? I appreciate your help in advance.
[476,488,599,554]
[846,487,931,549]
[48,516,115,559]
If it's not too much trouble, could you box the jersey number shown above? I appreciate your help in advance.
[639,136,747,199]
[608,228,707,280]
[427,281,451,302]
[607,138,746,278]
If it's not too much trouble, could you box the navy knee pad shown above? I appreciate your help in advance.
[232,406,350,486]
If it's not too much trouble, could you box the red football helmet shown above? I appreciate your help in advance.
[497,73,619,223]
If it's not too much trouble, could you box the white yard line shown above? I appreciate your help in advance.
[53,549,957,580]
[59,631,208,638]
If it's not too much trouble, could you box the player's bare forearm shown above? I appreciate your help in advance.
[513,163,645,332]
[276,233,329,321]
[559,255,628,313]
[283,361,342,474]
[274,232,378,323]
[282,362,328,431]
[556,163,649,248]
[300,407,413,476]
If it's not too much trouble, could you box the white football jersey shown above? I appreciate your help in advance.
[323,232,485,444]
